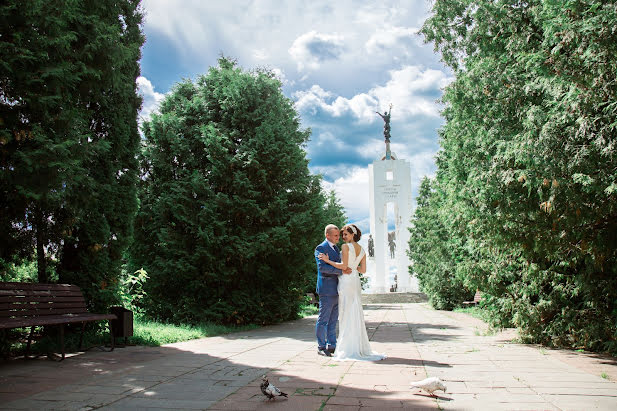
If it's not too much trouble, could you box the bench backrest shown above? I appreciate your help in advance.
[473,291,483,302]
[0,282,89,320]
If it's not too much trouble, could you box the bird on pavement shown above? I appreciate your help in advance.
[410,376,447,396]
[260,375,288,400]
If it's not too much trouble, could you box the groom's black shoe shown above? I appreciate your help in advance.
[327,346,335,355]
[318,347,331,357]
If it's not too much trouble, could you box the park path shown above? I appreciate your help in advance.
[1,300,617,410]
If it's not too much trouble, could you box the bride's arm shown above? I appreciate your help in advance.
[358,254,367,274]
[319,244,350,271]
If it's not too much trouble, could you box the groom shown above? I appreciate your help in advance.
[314,224,351,356]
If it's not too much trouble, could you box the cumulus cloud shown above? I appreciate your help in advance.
[322,166,371,223]
[137,76,165,123]
[289,31,346,71]
[365,26,420,55]
[294,65,453,122]
[271,67,294,86]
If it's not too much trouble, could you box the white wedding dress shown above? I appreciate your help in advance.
[334,243,386,361]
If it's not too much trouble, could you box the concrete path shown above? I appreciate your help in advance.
[1,302,617,410]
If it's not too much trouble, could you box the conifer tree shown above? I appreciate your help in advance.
[419,0,617,352]
[132,58,338,324]
[0,0,144,311]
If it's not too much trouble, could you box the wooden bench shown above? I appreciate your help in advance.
[462,290,483,306]
[0,282,117,360]
[306,293,319,307]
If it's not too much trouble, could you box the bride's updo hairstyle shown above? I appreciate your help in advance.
[341,224,361,242]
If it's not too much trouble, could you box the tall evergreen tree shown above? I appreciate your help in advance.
[408,177,471,310]
[132,58,338,325]
[321,189,347,234]
[420,0,617,352]
[0,0,144,311]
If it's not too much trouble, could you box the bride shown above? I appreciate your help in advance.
[319,224,386,361]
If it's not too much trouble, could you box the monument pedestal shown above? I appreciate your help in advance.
[367,152,418,294]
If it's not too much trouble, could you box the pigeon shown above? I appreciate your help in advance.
[410,376,447,397]
[260,375,288,400]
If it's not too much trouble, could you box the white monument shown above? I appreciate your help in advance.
[366,106,418,293]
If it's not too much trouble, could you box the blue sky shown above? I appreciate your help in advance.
[137,0,452,234]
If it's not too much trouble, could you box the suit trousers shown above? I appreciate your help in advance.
[316,294,338,349]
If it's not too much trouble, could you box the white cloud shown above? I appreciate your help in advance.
[294,65,453,122]
[289,31,346,71]
[141,1,440,92]
[271,68,294,86]
[253,49,269,60]
[365,26,420,55]
[322,166,370,222]
[137,76,165,123]
[408,151,438,181]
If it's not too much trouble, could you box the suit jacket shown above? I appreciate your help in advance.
[315,240,342,296]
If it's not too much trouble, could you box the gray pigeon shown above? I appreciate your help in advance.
[410,376,447,396]
[260,375,288,400]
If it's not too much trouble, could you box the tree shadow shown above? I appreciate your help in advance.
[0,337,442,410]
[374,356,452,368]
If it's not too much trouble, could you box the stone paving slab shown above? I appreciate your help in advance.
[1,301,617,410]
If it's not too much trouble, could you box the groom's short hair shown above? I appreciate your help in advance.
[324,224,339,237]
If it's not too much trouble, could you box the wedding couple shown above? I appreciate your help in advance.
[314,224,386,361]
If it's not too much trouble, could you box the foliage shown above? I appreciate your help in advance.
[298,302,320,318]
[131,58,343,325]
[115,267,149,313]
[0,0,144,313]
[417,0,617,353]
[0,259,39,283]
[408,177,473,310]
[321,189,347,232]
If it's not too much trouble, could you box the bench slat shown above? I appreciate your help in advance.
[2,300,88,309]
[0,295,86,303]
[0,282,78,291]
[1,307,90,317]
[0,313,117,329]
[1,301,87,308]
[0,290,84,298]
[0,283,113,328]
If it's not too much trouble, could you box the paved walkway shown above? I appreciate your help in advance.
[1,302,617,410]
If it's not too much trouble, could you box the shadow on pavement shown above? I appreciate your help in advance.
[1,337,439,410]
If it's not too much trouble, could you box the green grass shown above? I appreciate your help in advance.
[1,316,260,357]
[130,316,259,346]
[298,303,319,318]
[601,372,609,380]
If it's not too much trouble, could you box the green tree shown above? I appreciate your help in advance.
[421,0,617,352]
[0,0,144,312]
[131,58,337,325]
[321,189,347,232]
[408,177,472,310]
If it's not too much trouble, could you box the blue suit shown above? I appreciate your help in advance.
[315,240,342,350]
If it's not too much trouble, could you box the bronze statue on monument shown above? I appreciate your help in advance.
[376,104,393,160]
